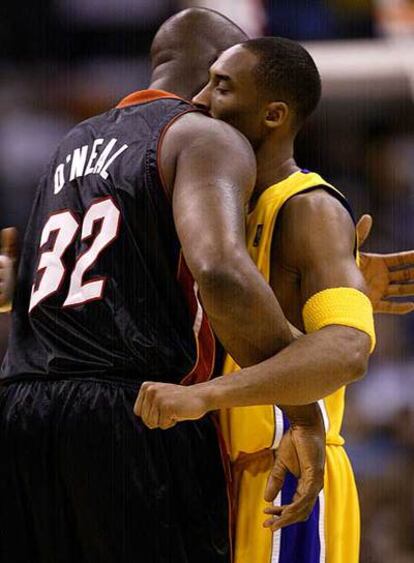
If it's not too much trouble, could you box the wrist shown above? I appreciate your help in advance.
[280,403,323,428]
[196,380,224,412]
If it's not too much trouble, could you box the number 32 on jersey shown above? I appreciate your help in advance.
[29,197,121,312]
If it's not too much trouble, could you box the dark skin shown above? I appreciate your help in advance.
[3,13,413,532]
[272,190,365,328]
[134,30,327,529]
[161,45,372,404]
[135,36,414,530]
[0,10,325,532]
[136,48,322,531]
[134,43,373,530]
[137,46,371,416]
[159,112,293,368]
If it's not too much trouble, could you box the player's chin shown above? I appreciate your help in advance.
[209,107,228,121]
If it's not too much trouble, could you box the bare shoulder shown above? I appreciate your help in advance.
[281,188,354,237]
[284,188,351,222]
[160,111,256,197]
[163,111,255,167]
[277,188,356,268]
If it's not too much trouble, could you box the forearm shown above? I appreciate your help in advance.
[198,260,293,367]
[199,325,370,408]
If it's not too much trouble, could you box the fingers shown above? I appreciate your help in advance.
[0,228,18,260]
[134,381,160,428]
[134,381,151,417]
[0,255,13,279]
[263,504,283,516]
[389,267,414,283]
[135,382,155,424]
[356,214,372,249]
[383,250,414,269]
[146,399,161,429]
[376,300,414,315]
[0,254,15,307]
[134,382,177,430]
[0,228,18,308]
[264,459,288,503]
[159,417,178,430]
[263,467,322,532]
[386,283,414,297]
[262,488,318,532]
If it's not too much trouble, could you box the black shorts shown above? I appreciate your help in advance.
[0,378,231,563]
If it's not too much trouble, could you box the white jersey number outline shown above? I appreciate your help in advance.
[29,197,120,312]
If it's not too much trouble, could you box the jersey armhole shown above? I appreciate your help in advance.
[155,108,202,204]
[282,184,357,257]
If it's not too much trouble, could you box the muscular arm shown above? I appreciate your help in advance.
[161,112,292,366]
[194,190,371,408]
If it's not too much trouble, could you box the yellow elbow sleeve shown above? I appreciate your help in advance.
[303,287,376,353]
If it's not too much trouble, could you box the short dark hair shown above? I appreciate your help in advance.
[242,37,321,127]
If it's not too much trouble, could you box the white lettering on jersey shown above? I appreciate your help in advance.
[99,144,129,180]
[53,138,129,195]
[69,145,89,181]
[93,138,118,175]
[54,164,66,195]
[84,138,104,175]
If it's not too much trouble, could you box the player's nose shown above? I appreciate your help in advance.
[192,87,211,113]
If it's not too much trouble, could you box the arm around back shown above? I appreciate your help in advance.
[160,112,292,367]
[190,190,373,410]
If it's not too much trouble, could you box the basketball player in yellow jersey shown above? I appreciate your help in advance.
[219,170,361,563]
[190,38,395,563]
[136,36,414,562]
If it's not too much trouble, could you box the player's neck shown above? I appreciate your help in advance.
[254,137,299,199]
[149,67,198,101]
[148,77,189,99]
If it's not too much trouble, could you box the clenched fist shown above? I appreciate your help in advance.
[134,381,212,429]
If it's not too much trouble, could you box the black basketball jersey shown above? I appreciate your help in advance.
[1,90,216,385]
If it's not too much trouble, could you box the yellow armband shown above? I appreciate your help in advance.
[303,287,376,353]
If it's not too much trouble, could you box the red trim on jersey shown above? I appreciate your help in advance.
[156,108,200,202]
[116,89,183,109]
[177,252,216,386]
[211,413,234,561]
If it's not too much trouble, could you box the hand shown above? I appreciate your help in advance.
[0,228,18,309]
[263,404,325,532]
[356,214,414,315]
[134,381,210,430]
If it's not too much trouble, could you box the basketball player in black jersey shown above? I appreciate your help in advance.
[0,9,331,563]
[134,17,414,534]
[2,7,414,561]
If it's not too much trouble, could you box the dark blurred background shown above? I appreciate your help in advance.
[1,1,414,561]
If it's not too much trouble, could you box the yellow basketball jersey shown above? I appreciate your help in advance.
[220,170,348,459]
[220,170,360,563]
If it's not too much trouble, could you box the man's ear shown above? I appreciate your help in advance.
[264,101,289,129]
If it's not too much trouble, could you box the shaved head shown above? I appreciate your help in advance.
[150,8,248,99]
